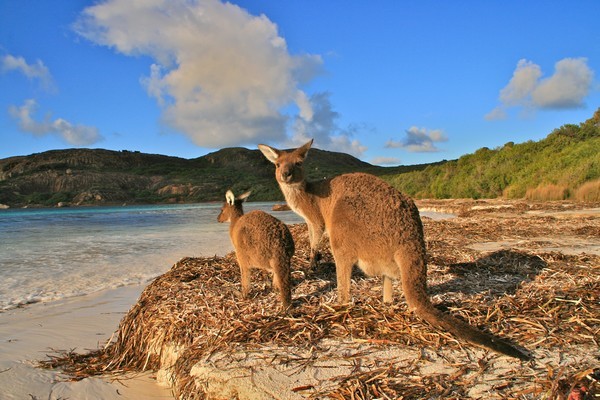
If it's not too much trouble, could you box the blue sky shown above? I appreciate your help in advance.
[1,1,598,166]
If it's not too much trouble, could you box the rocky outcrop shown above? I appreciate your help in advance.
[157,184,196,196]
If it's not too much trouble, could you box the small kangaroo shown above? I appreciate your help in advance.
[258,139,530,360]
[217,190,294,309]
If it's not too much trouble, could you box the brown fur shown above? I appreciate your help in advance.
[217,190,294,308]
[258,140,531,360]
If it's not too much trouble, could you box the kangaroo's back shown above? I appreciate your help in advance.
[318,172,423,239]
[233,210,294,262]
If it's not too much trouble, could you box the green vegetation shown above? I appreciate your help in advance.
[383,109,600,201]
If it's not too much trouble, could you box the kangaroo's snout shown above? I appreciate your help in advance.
[279,167,293,183]
[278,162,303,184]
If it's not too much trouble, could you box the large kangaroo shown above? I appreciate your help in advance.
[217,190,294,309]
[258,139,530,360]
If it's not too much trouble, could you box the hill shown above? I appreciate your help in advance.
[383,108,600,201]
[0,146,428,208]
[1,108,598,208]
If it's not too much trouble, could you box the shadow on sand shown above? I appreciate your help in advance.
[430,249,547,297]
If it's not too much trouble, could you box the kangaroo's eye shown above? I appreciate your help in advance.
[295,161,303,167]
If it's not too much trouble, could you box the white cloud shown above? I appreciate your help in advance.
[499,59,541,106]
[532,58,594,108]
[74,0,324,148]
[1,54,54,90]
[290,92,367,158]
[3,56,98,145]
[487,57,594,120]
[484,106,507,121]
[9,99,103,146]
[51,119,103,146]
[140,64,168,107]
[385,126,447,152]
[371,156,401,166]
[329,135,368,158]
[294,90,314,122]
[8,99,52,134]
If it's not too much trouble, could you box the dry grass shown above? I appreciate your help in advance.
[575,179,600,202]
[39,202,600,399]
[525,184,570,201]
[520,180,600,202]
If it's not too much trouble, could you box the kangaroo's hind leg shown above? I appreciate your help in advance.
[328,240,356,305]
[328,210,359,305]
[236,254,252,299]
[306,221,325,268]
[383,276,394,303]
[270,259,292,308]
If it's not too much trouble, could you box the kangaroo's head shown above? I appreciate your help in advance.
[258,139,313,186]
[217,190,251,223]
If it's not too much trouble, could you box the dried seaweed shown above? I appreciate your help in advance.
[39,201,600,399]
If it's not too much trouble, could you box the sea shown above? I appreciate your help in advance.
[0,202,303,311]
[0,202,451,311]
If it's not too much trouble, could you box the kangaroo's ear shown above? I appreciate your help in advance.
[225,190,235,205]
[296,139,313,160]
[258,144,280,164]
[237,191,251,202]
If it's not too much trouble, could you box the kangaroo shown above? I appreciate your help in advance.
[217,190,294,309]
[258,139,530,360]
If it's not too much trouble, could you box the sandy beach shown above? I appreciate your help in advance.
[0,284,175,399]
[1,199,598,399]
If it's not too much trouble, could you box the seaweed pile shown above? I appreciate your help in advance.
[41,205,599,399]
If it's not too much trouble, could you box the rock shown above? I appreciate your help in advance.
[158,184,192,196]
[272,203,291,211]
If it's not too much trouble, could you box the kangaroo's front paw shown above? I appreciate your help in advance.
[309,251,322,269]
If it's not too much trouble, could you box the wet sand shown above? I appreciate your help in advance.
[0,285,175,399]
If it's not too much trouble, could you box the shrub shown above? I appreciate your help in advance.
[502,184,526,199]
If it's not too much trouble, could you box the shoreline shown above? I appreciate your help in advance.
[0,284,175,400]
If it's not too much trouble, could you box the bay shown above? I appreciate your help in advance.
[0,202,303,310]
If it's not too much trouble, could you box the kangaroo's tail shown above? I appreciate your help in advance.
[396,247,531,361]
[414,302,531,360]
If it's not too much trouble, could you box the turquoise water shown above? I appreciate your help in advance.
[0,203,303,310]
